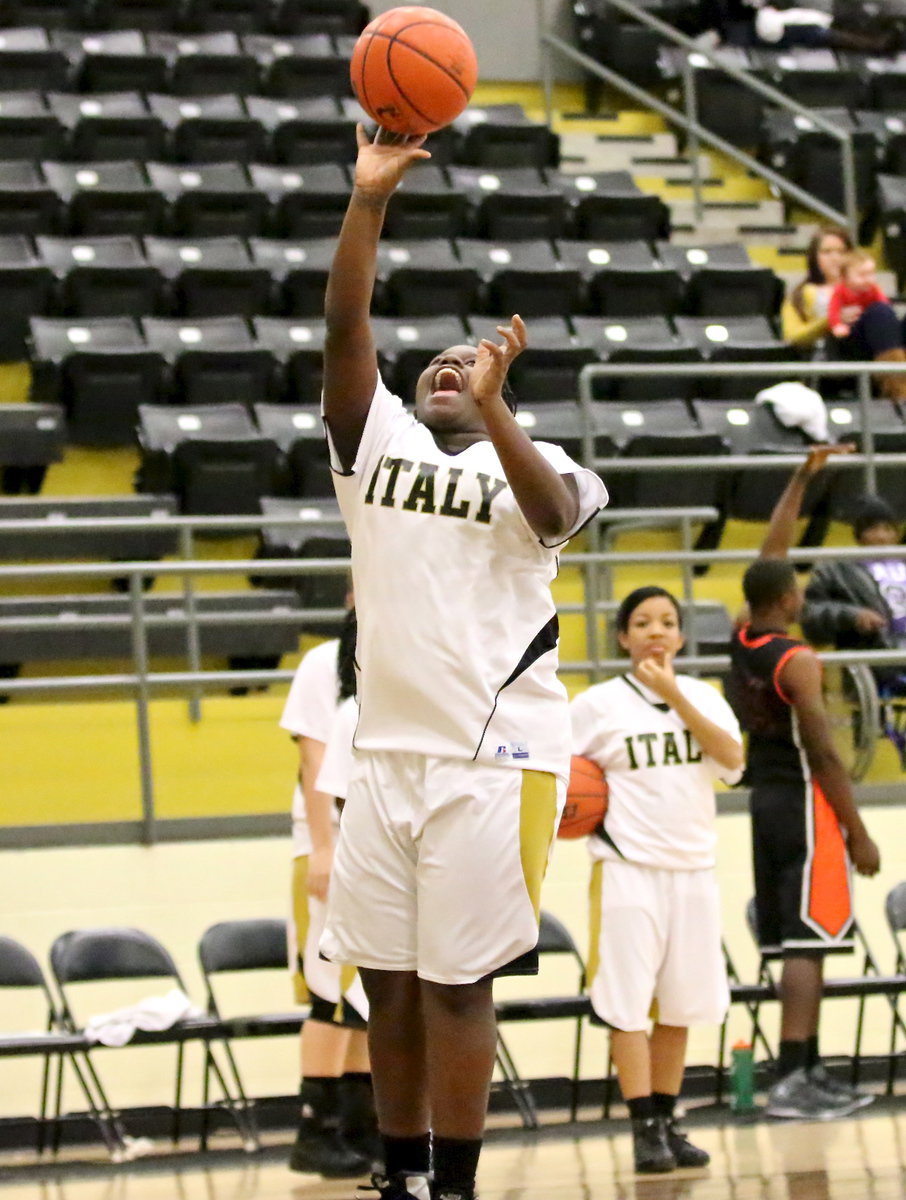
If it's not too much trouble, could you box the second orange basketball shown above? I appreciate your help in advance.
[350,5,478,136]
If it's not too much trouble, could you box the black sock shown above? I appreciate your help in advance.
[299,1076,341,1123]
[778,1039,809,1078]
[628,1095,655,1121]
[383,1132,431,1179]
[432,1135,482,1196]
[806,1035,820,1069]
[651,1092,676,1118]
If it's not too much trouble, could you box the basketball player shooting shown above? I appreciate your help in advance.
[317,124,607,1200]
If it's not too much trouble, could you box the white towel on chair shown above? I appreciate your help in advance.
[756,381,830,443]
[84,987,203,1047]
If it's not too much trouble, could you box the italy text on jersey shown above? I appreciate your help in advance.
[363,456,508,524]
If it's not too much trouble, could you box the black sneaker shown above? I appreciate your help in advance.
[665,1116,710,1168]
[808,1063,875,1111]
[288,1123,371,1177]
[358,1172,432,1200]
[432,1190,476,1200]
[766,1067,860,1120]
[631,1116,675,1174]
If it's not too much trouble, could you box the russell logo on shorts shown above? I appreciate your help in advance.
[495,741,529,761]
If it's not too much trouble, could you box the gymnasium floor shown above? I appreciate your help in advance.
[2,1104,906,1199]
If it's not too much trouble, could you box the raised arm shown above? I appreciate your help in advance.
[470,316,581,542]
[759,444,849,561]
[322,125,429,470]
[780,650,880,876]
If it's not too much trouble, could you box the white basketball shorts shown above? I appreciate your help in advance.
[319,751,563,985]
[290,855,368,1023]
[588,858,729,1030]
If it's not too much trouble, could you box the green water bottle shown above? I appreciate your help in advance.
[730,1040,755,1112]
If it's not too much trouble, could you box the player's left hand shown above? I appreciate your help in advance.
[470,314,527,408]
[801,442,855,478]
[308,845,334,901]
[635,649,681,705]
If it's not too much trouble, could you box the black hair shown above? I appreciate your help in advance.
[502,377,517,414]
[336,607,357,702]
[851,494,897,540]
[616,586,683,634]
[742,559,797,613]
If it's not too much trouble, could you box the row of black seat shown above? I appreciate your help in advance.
[25,312,798,445]
[0,234,784,358]
[0,0,365,35]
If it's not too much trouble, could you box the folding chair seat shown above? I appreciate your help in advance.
[252,315,325,404]
[182,0,273,34]
[0,26,68,91]
[147,161,268,238]
[674,316,787,399]
[557,239,683,317]
[142,315,275,409]
[452,104,559,170]
[555,169,670,241]
[147,31,259,97]
[249,161,350,238]
[255,497,348,620]
[90,0,183,31]
[29,314,165,445]
[137,402,281,515]
[0,934,125,1158]
[0,402,65,493]
[144,234,270,316]
[822,399,906,522]
[493,911,588,1128]
[692,399,816,520]
[447,166,569,241]
[49,29,168,94]
[467,313,595,403]
[762,107,877,216]
[604,400,729,509]
[0,161,61,235]
[43,160,167,237]
[37,234,164,317]
[148,93,266,164]
[384,161,468,239]
[47,91,166,163]
[875,173,906,287]
[248,236,328,316]
[370,315,470,400]
[272,0,367,37]
[456,238,581,318]
[243,32,350,99]
[0,233,54,359]
[377,238,480,318]
[246,94,356,164]
[254,408,330,495]
[750,47,865,110]
[0,90,65,159]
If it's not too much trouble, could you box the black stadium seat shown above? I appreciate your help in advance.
[469,315,595,404]
[248,161,350,238]
[554,169,670,242]
[456,238,581,318]
[377,238,480,317]
[573,315,700,402]
[253,403,331,495]
[447,165,568,241]
[384,161,469,239]
[0,403,65,493]
[37,233,165,317]
[147,93,266,163]
[674,316,788,399]
[750,47,864,110]
[0,494,179,560]
[248,236,330,316]
[245,94,356,164]
[453,104,559,170]
[243,32,350,99]
[147,160,268,238]
[252,315,325,404]
[0,90,65,159]
[146,31,258,97]
[142,314,275,408]
[184,0,274,35]
[49,29,168,94]
[43,159,167,237]
[47,91,167,162]
[273,0,367,37]
[556,239,683,318]
[0,233,55,358]
[658,241,782,318]
[0,26,68,91]
[762,108,877,217]
[144,234,270,316]
[0,160,62,235]
[255,495,348,626]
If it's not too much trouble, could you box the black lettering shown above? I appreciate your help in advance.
[439,467,470,519]
[401,463,438,513]
[683,729,702,763]
[475,474,508,524]
[379,457,413,507]
[636,732,657,767]
[662,731,681,765]
[364,460,382,506]
[624,736,638,770]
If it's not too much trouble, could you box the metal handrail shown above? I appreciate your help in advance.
[537,4,859,231]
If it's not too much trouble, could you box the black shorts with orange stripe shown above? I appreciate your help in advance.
[750,780,855,958]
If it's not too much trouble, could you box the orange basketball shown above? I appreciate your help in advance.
[350,6,478,136]
[557,755,609,839]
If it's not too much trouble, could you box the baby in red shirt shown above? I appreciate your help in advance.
[829,250,887,338]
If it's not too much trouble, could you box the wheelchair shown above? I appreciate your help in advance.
[822,660,906,781]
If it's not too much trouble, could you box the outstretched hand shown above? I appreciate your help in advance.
[801,442,855,478]
[352,123,431,202]
[471,315,527,408]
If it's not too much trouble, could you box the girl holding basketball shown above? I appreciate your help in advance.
[318,122,607,1200]
[570,587,743,1175]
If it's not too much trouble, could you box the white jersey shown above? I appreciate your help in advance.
[279,638,340,857]
[316,695,359,802]
[328,375,607,778]
[570,673,743,870]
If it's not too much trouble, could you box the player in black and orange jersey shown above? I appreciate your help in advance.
[726,445,881,1120]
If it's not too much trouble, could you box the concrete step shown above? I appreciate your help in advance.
[559,130,679,172]
[667,197,788,230]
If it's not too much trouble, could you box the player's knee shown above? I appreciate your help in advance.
[421,977,493,1017]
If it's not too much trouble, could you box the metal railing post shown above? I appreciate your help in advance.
[180,526,203,723]
[537,0,555,128]
[857,368,878,495]
[679,514,698,656]
[128,570,156,846]
[681,55,704,225]
[841,130,859,240]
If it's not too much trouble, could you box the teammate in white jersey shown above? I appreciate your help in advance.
[319,125,607,1200]
[280,609,375,1177]
[571,586,743,1175]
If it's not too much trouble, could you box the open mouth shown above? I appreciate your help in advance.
[432,365,465,395]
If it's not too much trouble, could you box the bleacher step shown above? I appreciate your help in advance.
[559,131,679,172]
